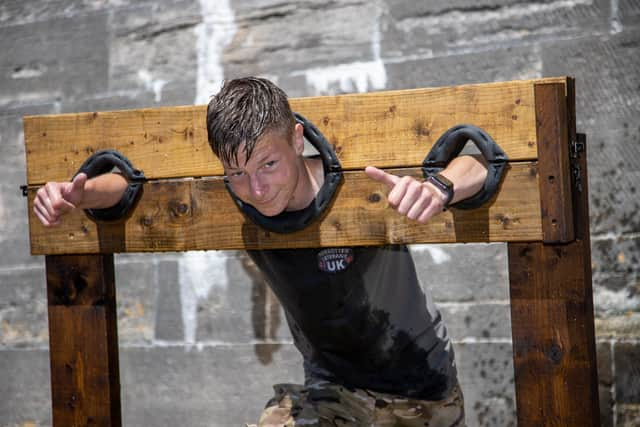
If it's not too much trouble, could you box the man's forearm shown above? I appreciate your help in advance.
[439,155,489,205]
[77,173,129,209]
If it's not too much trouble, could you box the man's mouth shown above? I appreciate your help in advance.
[254,191,279,206]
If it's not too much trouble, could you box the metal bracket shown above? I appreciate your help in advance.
[20,185,28,197]
[570,133,586,193]
[571,133,586,159]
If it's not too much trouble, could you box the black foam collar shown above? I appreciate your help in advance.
[422,124,508,209]
[225,113,343,234]
[74,149,145,222]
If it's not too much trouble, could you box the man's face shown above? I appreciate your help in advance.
[223,124,305,217]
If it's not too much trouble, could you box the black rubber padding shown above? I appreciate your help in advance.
[422,124,508,209]
[225,113,343,234]
[74,149,145,222]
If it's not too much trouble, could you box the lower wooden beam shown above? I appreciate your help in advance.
[28,162,543,254]
[46,254,121,427]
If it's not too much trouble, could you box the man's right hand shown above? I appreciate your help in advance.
[33,173,88,227]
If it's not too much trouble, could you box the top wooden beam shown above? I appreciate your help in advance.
[24,77,569,185]
[22,77,576,254]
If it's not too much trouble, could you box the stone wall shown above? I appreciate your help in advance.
[1,1,639,426]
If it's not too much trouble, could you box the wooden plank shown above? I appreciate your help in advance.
[23,77,569,185]
[507,79,599,426]
[46,254,121,427]
[535,82,574,243]
[27,162,542,254]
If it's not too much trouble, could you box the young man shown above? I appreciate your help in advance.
[34,77,488,426]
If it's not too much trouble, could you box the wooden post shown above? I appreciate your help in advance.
[507,81,599,426]
[46,254,121,427]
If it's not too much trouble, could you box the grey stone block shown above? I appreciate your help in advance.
[617,404,640,427]
[115,251,174,265]
[587,119,640,176]
[0,0,77,26]
[384,0,520,21]
[384,44,542,90]
[593,275,640,318]
[271,73,314,98]
[223,2,379,76]
[380,0,610,60]
[0,0,143,26]
[108,2,200,106]
[0,113,45,273]
[0,348,52,426]
[0,114,29,188]
[59,90,157,114]
[0,100,57,116]
[542,28,640,121]
[596,312,640,339]
[0,12,109,101]
[614,341,640,403]
[0,266,47,348]
[586,117,640,236]
[597,341,614,427]
[114,258,157,344]
[191,251,292,344]
[155,259,184,342]
[597,341,613,388]
[591,235,640,303]
[0,183,40,269]
[620,0,640,27]
[441,303,512,340]
[454,342,516,427]
[411,243,509,302]
[119,343,303,426]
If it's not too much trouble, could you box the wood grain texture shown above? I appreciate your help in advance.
[507,77,600,426]
[46,254,121,427]
[534,82,574,243]
[23,77,570,185]
[28,162,542,254]
[508,240,599,427]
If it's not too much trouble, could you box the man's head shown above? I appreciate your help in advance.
[206,77,308,217]
[206,77,295,167]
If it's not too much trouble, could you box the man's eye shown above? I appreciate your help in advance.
[229,171,244,178]
[264,160,277,168]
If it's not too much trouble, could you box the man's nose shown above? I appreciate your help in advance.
[249,174,266,200]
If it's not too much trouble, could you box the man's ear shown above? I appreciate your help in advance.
[293,123,305,155]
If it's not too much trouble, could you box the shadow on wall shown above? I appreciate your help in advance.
[241,255,283,364]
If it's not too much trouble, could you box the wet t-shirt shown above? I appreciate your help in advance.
[248,245,457,400]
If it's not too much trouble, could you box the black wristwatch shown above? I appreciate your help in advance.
[426,173,454,207]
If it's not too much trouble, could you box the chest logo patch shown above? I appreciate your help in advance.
[317,248,354,273]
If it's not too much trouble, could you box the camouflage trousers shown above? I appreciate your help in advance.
[249,379,466,427]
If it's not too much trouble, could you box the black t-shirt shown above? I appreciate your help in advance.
[248,244,457,400]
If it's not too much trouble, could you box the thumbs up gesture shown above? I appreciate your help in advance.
[33,173,88,226]
[365,166,447,224]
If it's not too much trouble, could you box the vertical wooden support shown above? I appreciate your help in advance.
[46,254,122,427]
[534,83,574,243]
[508,80,599,426]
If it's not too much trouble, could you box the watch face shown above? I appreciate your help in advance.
[434,173,453,189]
[428,174,454,205]
[428,175,451,191]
